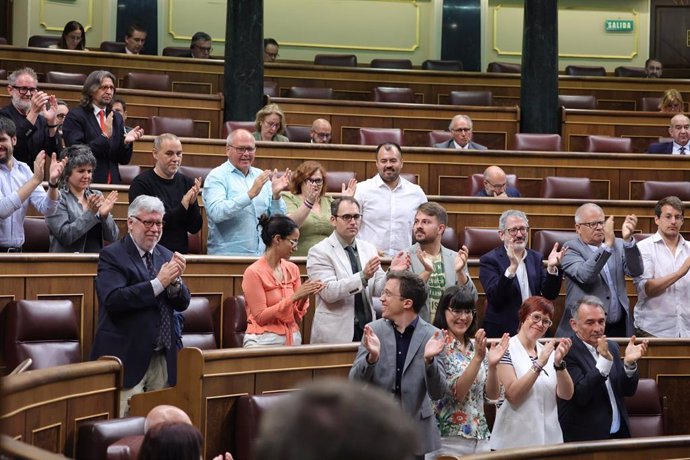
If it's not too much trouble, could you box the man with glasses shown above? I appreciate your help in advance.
[190,31,213,59]
[475,165,521,197]
[309,118,332,144]
[633,196,690,337]
[647,113,689,154]
[307,197,409,344]
[203,129,290,255]
[434,114,487,150]
[556,203,643,337]
[1,67,61,165]
[62,70,144,184]
[480,209,564,337]
[91,195,191,416]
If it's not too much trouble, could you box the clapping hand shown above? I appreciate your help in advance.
[98,190,118,218]
[363,324,381,363]
[455,245,469,273]
[424,330,445,364]
[182,177,201,209]
[624,335,648,365]
[547,242,567,271]
[488,332,510,367]
[124,126,144,144]
[271,168,291,197]
[341,177,357,196]
[390,251,410,271]
[554,338,572,365]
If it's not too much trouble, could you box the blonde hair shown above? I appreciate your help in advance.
[254,103,286,135]
[659,89,684,113]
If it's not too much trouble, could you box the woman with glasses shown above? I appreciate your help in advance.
[46,145,118,252]
[253,103,289,142]
[242,214,325,347]
[52,21,86,50]
[489,296,574,450]
[429,286,509,457]
[284,161,356,256]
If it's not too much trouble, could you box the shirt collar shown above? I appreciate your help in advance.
[453,140,469,149]
[335,232,356,249]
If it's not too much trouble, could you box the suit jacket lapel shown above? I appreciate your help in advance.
[125,235,150,280]
[403,319,425,373]
[329,233,354,275]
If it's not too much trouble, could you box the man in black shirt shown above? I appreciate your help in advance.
[129,133,202,253]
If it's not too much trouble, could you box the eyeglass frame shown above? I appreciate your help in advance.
[503,226,529,236]
[335,214,362,222]
[130,215,165,229]
[528,312,553,328]
[9,85,39,95]
[577,220,605,229]
[228,145,257,154]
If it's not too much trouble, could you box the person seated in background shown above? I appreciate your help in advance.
[645,58,663,78]
[124,23,147,55]
[647,113,690,154]
[659,89,684,113]
[241,214,324,348]
[263,38,279,62]
[111,97,133,134]
[46,145,118,253]
[56,99,69,148]
[434,114,487,150]
[284,160,356,256]
[254,103,289,142]
[51,20,86,50]
[190,31,213,59]
[310,118,332,144]
[475,165,521,197]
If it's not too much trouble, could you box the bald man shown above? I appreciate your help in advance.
[310,118,332,144]
[144,405,192,433]
[474,166,521,197]
[647,113,690,155]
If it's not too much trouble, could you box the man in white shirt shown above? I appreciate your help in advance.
[354,142,427,256]
[647,113,689,154]
[634,196,690,337]
[433,114,487,150]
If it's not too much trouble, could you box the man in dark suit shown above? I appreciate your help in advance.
[479,209,564,337]
[62,70,144,184]
[474,165,521,197]
[647,113,689,154]
[558,295,648,441]
[91,195,190,416]
[433,114,487,150]
[349,270,446,459]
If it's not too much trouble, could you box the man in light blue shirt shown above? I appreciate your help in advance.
[203,129,289,255]
[0,117,66,251]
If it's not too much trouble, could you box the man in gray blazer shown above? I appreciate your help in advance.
[308,197,409,344]
[556,203,644,337]
[350,270,447,458]
[404,202,477,322]
[433,114,487,150]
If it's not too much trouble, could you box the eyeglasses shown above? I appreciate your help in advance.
[336,214,362,222]
[56,114,66,119]
[578,220,605,229]
[307,178,323,185]
[263,121,281,129]
[229,145,256,154]
[451,127,471,133]
[660,213,684,221]
[193,45,213,52]
[130,215,164,229]
[529,312,553,328]
[10,86,38,95]
[314,132,331,139]
[505,226,529,236]
[485,181,506,189]
[381,289,404,299]
[286,238,299,247]
[448,308,474,317]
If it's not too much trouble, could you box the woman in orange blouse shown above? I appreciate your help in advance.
[242,214,324,347]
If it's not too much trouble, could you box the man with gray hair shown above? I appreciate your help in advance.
[558,295,648,441]
[479,209,564,337]
[91,195,191,416]
[62,69,144,184]
[434,114,487,150]
[556,202,643,337]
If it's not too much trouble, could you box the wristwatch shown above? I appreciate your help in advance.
[553,361,567,371]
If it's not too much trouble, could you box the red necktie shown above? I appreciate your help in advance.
[99,110,112,184]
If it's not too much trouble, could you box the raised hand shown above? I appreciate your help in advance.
[424,330,445,363]
[538,340,556,367]
[86,193,104,213]
[363,325,381,363]
[181,177,201,209]
[390,251,411,271]
[488,332,510,367]
[32,151,47,183]
[362,255,382,280]
[48,152,67,184]
[474,328,488,361]
[624,335,648,365]
[291,279,325,301]
[305,180,321,203]
[596,335,613,361]
[506,242,519,272]
[104,111,114,138]
[171,252,187,274]
[29,90,50,117]
[98,190,118,218]
[416,248,434,273]
[42,95,58,126]
[547,242,568,270]
[554,337,572,365]
[621,214,638,241]
[341,177,357,196]
[455,245,469,273]
[271,168,291,197]
[603,215,616,248]
[248,170,271,199]
[124,126,144,144]
[157,259,184,286]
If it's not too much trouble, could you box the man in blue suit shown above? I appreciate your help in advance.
[479,209,564,337]
[91,195,190,416]
[558,295,648,441]
[647,113,689,154]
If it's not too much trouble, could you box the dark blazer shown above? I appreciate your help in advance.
[646,142,673,154]
[91,235,190,388]
[0,104,61,165]
[433,139,487,150]
[62,105,133,184]
[558,335,638,441]
[474,186,521,197]
[479,245,562,337]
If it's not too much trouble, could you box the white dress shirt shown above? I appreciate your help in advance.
[672,143,689,155]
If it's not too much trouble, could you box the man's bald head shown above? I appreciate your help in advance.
[144,405,192,433]
[310,118,332,144]
[482,165,508,197]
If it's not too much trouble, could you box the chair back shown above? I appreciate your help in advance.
[0,69,6,80]
[401,173,417,184]
[75,417,145,460]
[441,227,459,252]
[187,232,202,254]
[564,65,606,76]
[449,90,492,106]
[422,60,462,71]
[233,393,291,460]
[23,217,50,252]
[178,165,212,185]
[513,133,562,151]
[123,72,171,91]
[181,297,216,350]
[326,171,356,193]
[263,80,278,97]
[162,46,192,57]
[149,116,195,137]
[314,54,357,67]
[118,165,141,185]
[223,121,256,138]
[28,35,60,48]
[468,173,518,196]
[222,295,247,348]
[625,378,665,437]
[558,95,597,109]
[358,128,403,146]
[615,66,646,77]
[460,228,501,257]
[540,176,593,199]
[284,125,312,142]
[99,41,126,53]
[373,86,415,103]
[641,97,661,111]
[106,435,144,460]
[3,299,80,371]
[428,130,452,147]
[585,135,632,153]
[369,59,413,69]
[531,230,578,256]
[487,61,521,73]
[45,71,87,85]
[642,181,690,201]
[286,86,334,99]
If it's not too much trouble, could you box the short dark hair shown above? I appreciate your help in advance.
[258,214,298,248]
[113,97,127,111]
[125,23,146,37]
[138,422,202,460]
[330,196,360,217]
[432,286,477,343]
[654,196,684,218]
[80,70,116,108]
[0,117,17,137]
[191,31,211,43]
[387,270,427,314]
[645,57,662,68]
[59,144,96,188]
[375,142,402,159]
[264,38,279,48]
[416,202,447,226]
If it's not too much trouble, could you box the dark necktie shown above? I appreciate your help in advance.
[344,245,371,341]
[145,251,172,349]
[680,146,687,155]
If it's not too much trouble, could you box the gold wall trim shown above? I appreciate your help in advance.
[39,0,94,33]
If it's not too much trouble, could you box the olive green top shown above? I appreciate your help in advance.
[283,193,333,256]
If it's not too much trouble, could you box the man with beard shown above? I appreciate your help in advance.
[354,142,427,256]
[479,209,564,337]
[309,118,332,144]
[633,196,690,337]
[1,67,61,166]
[555,203,642,337]
[403,202,477,322]
[129,133,202,254]
[62,70,144,184]
[0,117,66,251]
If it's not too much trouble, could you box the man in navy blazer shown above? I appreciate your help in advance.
[647,113,689,154]
[479,209,564,337]
[91,195,190,416]
[62,70,143,184]
[474,165,522,197]
[433,114,487,150]
[558,296,648,441]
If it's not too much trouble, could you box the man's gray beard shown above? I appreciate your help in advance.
[14,98,31,114]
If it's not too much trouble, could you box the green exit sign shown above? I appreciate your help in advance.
[605,19,634,32]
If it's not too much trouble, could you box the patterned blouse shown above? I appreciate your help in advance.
[433,334,491,439]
